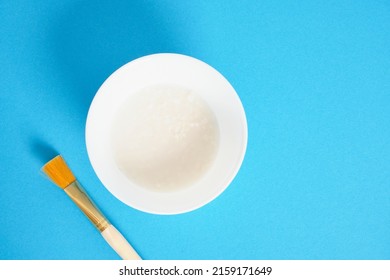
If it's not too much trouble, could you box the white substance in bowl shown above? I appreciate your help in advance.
[111,85,220,192]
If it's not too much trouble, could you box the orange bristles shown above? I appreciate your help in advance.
[41,155,76,189]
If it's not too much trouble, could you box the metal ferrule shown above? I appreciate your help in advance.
[64,181,109,232]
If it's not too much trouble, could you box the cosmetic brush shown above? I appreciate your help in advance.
[41,155,141,260]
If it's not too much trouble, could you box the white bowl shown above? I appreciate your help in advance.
[86,53,247,214]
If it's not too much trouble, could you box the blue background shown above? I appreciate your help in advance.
[1,0,390,260]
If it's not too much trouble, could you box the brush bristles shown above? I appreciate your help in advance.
[42,155,76,189]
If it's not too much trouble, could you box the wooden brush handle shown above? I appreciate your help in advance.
[101,225,142,260]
